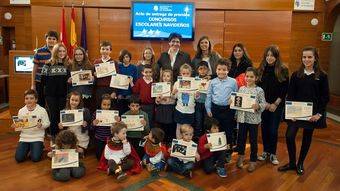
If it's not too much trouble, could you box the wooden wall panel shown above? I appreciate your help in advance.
[224,11,292,67]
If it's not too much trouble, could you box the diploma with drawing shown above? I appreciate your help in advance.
[60,109,84,127]
[110,73,130,90]
[71,70,93,86]
[95,61,117,78]
[207,132,228,152]
[151,82,171,97]
[95,110,119,126]
[170,139,197,162]
[12,115,39,131]
[121,115,144,131]
[230,92,256,113]
[195,77,210,93]
[51,149,79,169]
[177,76,197,92]
[285,101,313,121]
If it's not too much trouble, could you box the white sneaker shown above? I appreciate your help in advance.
[270,154,279,165]
[257,152,268,161]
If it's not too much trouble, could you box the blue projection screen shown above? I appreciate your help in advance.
[131,1,195,40]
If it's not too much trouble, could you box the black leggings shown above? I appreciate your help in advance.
[286,125,314,166]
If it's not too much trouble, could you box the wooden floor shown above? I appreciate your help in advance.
[1,111,340,191]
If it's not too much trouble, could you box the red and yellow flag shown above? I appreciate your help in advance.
[60,7,68,48]
[70,6,77,58]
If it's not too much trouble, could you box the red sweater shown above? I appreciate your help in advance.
[93,58,119,87]
[198,134,213,160]
[132,78,154,104]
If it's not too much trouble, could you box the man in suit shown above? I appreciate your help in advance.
[156,33,192,81]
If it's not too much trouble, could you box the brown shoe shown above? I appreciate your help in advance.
[248,162,256,172]
[237,155,244,168]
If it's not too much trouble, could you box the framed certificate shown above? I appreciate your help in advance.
[230,92,256,113]
[170,139,197,162]
[151,82,171,97]
[177,76,197,92]
[95,110,119,126]
[71,70,93,86]
[12,115,39,131]
[285,101,313,121]
[95,61,117,78]
[60,109,84,127]
[51,149,79,169]
[195,77,210,93]
[110,73,130,90]
[121,115,144,131]
[207,132,229,152]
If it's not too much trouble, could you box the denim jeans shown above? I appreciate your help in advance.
[167,157,194,175]
[143,154,166,170]
[15,141,44,162]
[202,150,227,174]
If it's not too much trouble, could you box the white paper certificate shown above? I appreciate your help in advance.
[170,139,197,162]
[12,115,39,131]
[71,70,93,86]
[177,76,197,92]
[230,92,256,113]
[95,61,117,78]
[207,132,228,152]
[95,110,119,126]
[195,77,210,93]
[121,115,144,131]
[285,101,313,121]
[110,73,130,90]
[52,149,79,169]
[60,109,84,126]
[151,82,171,97]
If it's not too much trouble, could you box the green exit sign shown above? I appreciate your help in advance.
[322,33,332,41]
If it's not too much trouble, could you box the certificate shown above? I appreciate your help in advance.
[285,101,313,121]
[121,115,144,131]
[170,139,197,162]
[71,70,93,86]
[110,73,130,90]
[177,76,197,92]
[51,149,79,169]
[95,110,119,126]
[230,92,256,113]
[151,82,171,97]
[60,109,84,126]
[207,132,229,152]
[12,115,39,131]
[195,77,210,93]
[95,61,117,78]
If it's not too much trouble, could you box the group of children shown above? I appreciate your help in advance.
[14,32,329,182]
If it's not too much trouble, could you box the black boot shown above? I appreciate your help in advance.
[278,163,296,172]
[296,163,304,175]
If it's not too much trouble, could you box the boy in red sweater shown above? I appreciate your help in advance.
[198,117,227,177]
[132,65,154,128]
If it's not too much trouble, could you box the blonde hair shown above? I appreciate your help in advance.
[160,69,173,83]
[180,124,193,134]
[179,63,192,75]
[49,43,69,66]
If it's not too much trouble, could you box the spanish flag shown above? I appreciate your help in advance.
[60,7,68,48]
[70,6,77,58]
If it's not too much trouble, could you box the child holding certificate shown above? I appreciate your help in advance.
[235,67,266,172]
[58,91,91,155]
[155,69,176,145]
[13,89,50,163]
[93,41,119,110]
[133,64,155,128]
[278,47,329,176]
[167,125,200,178]
[123,96,150,158]
[97,122,142,181]
[198,117,227,177]
[52,130,86,182]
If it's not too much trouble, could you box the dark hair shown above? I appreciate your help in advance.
[245,67,259,77]
[258,45,288,83]
[98,94,111,109]
[216,58,232,71]
[24,89,38,99]
[196,60,209,71]
[297,46,325,79]
[71,46,92,71]
[45,30,58,40]
[142,64,153,71]
[100,40,112,50]
[168,32,182,42]
[150,128,165,144]
[195,36,212,58]
[111,122,127,135]
[66,91,83,109]
[129,95,141,105]
[229,43,252,66]
[119,49,132,63]
[204,117,220,132]
[55,130,78,149]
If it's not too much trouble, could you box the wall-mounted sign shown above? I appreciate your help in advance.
[321,33,332,41]
[10,0,30,5]
[294,0,315,11]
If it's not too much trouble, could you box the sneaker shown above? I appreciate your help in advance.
[226,153,232,163]
[257,152,268,161]
[248,162,256,172]
[216,167,227,178]
[270,154,280,165]
[116,172,127,181]
[183,170,193,179]
[236,155,244,168]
